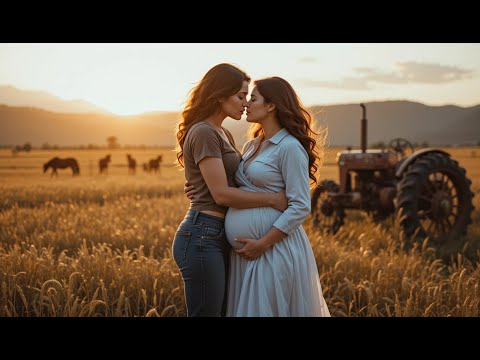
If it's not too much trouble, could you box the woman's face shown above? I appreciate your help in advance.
[220,80,249,120]
[246,86,270,124]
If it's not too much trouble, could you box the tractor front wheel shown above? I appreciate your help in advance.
[311,180,345,234]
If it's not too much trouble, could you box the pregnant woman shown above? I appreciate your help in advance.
[186,76,331,316]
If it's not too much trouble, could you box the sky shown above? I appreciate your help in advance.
[1,43,479,116]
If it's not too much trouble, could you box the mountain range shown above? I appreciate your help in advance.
[0,85,478,148]
[0,85,110,114]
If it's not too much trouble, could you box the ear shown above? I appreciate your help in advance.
[266,102,276,113]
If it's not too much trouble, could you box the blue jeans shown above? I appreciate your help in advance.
[172,210,231,317]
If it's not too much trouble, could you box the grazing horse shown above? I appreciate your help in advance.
[99,154,111,174]
[126,154,137,175]
[148,155,163,174]
[43,157,80,177]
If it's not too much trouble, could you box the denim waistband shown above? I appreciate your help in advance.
[185,209,225,226]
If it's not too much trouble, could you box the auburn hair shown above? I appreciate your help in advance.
[248,77,326,186]
[175,63,250,167]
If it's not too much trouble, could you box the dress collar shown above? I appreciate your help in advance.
[266,128,289,144]
[249,128,289,151]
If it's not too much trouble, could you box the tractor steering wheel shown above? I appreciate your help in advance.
[388,138,415,159]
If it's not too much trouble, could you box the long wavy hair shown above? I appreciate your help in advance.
[248,77,326,187]
[175,63,250,167]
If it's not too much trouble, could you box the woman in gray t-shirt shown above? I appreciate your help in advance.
[172,64,288,317]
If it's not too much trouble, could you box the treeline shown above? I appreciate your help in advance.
[0,143,172,150]
[1,142,479,151]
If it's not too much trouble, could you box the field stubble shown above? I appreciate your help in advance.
[0,148,479,316]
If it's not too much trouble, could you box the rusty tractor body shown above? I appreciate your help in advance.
[311,104,474,243]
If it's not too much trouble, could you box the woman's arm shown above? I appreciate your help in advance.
[187,126,287,211]
[198,157,287,210]
[269,140,311,233]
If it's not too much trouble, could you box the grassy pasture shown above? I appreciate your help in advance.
[0,147,478,316]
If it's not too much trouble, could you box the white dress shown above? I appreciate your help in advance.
[224,129,330,317]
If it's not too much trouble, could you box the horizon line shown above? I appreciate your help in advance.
[1,83,479,116]
[1,99,479,118]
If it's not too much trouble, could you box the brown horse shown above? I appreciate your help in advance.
[126,154,136,175]
[43,157,80,177]
[99,154,111,174]
[148,155,163,174]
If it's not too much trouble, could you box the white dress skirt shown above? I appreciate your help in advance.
[224,160,330,317]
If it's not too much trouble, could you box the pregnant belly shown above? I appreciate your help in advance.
[225,206,282,249]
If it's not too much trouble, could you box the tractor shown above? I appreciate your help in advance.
[311,104,475,244]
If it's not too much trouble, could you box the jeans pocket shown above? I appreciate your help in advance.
[203,225,225,240]
[172,231,191,264]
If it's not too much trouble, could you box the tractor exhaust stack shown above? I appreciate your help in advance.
[360,103,367,153]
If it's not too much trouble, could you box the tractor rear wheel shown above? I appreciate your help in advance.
[311,180,345,234]
[396,152,474,243]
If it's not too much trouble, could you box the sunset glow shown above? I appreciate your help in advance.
[1,43,479,115]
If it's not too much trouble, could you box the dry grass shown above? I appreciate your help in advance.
[0,147,479,316]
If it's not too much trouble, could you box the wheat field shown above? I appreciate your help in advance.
[0,147,479,317]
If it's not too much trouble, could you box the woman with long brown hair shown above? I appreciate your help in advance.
[173,64,288,317]
[223,76,330,316]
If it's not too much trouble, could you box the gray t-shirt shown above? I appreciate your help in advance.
[183,121,242,214]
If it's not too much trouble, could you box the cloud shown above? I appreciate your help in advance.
[299,61,474,90]
[300,77,371,90]
[394,61,473,83]
[298,56,318,63]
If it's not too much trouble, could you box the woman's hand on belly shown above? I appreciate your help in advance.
[234,237,268,261]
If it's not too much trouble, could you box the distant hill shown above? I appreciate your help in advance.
[0,85,110,114]
[0,101,478,148]
[0,106,178,147]
[311,101,480,147]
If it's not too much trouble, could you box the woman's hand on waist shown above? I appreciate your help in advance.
[184,180,195,200]
[270,191,288,211]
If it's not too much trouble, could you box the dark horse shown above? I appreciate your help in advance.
[148,155,163,174]
[43,157,80,177]
[126,154,136,175]
[99,154,111,174]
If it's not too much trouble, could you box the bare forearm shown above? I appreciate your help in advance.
[216,187,274,209]
[258,227,288,250]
